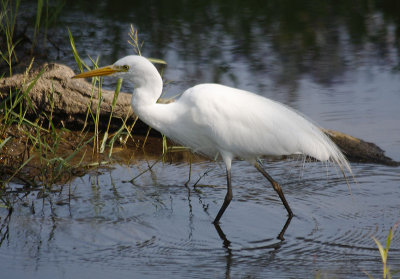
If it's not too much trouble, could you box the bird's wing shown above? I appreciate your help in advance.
[178,84,339,162]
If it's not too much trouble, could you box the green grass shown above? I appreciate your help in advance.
[0,0,21,76]
[0,23,165,190]
[2,11,196,207]
[0,1,94,189]
[32,0,64,50]
[0,0,64,75]
[0,60,91,188]
[68,29,129,156]
[313,225,399,279]
[365,225,399,279]
[8,24,171,189]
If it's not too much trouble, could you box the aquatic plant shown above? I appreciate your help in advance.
[365,224,399,279]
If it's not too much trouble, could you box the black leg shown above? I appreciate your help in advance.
[213,168,233,224]
[213,222,231,247]
[277,215,292,241]
[254,162,293,218]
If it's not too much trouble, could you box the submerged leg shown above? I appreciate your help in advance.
[213,168,233,224]
[277,215,292,241]
[254,162,293,218]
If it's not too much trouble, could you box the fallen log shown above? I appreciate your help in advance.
[0,62,398,166]
[323,129,399,166]
[0,62,141,131]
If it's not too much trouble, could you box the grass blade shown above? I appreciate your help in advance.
[100,131,108,153]
[147,57,167,65]
[5,155,35,184]
[373,236,386,263]
[68,28,83,72]
[0,136,11,150]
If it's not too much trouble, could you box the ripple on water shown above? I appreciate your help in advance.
[0,160,399,278]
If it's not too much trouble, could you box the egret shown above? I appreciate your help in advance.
[73,55,351,226]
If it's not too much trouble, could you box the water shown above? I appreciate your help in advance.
[2,1,400,278]
[2,161,400,278]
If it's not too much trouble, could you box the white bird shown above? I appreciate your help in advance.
[73,55,351,227]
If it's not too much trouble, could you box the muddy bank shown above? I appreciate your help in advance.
[0,62,398,166]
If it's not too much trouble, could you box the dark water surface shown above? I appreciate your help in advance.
[2,1,400,278]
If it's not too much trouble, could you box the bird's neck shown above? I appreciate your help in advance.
[130,73,177,134]
[130,71,163,108]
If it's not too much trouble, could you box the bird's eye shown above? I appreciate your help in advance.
[122,65,130,71]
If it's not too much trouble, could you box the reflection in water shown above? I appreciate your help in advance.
[214,214,291,279]
[56,0,400,100]
[1,159,400,278]
[213,223,233,279]
[0,208,12,246]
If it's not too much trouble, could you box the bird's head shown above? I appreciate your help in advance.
[72,55,164,86]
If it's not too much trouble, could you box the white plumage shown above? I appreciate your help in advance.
[73,55,352,234]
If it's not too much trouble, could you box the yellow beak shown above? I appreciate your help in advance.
[72,65,120,79]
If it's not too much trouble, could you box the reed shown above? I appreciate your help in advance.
[101,77,122,154]
[0,0,21,76]
[68,29,128,156]
[32,0,64,50]
[1,22,177,191]
[0,69,89,187]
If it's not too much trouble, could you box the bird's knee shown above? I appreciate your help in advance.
[272,181,282,192]
[224,191,233,202]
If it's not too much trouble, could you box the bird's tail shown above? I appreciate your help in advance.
[323,130,354,187]
[309,127,353,183]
